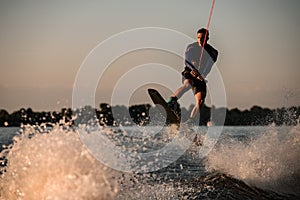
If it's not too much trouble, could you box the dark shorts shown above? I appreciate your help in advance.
[182,76,207,100]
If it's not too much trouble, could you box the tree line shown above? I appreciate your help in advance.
[0,104,299,127]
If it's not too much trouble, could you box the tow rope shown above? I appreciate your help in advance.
[198,0,216,71]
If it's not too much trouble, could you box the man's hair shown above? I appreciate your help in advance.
[197,28,209,39]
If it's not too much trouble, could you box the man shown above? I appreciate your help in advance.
[168,28,218,125]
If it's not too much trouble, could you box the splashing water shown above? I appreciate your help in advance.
[0,125,118,200]
[206,125,300,195]
[1,124,299,199]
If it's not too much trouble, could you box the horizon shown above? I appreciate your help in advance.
[1,102,299,114]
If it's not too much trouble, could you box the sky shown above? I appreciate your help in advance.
[0,0,300,112]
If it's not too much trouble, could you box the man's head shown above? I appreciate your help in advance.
[197,28,209,46]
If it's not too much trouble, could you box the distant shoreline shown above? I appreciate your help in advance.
[1,104,299,127]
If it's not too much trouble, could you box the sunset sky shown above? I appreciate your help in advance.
[1,0,299,112]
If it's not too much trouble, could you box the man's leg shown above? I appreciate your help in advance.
[168,79,191,109]
[190,92,204,118]
[172,79,191,99]
[167,79,191,117]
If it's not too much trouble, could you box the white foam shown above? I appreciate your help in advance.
[0,125,118,200]
[206,125,300,194]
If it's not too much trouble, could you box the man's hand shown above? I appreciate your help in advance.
[190,70,204,81]
[190,70,198,77]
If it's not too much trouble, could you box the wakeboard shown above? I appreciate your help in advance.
[148,89,180,126]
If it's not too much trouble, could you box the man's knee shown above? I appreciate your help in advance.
[183,80,191,88]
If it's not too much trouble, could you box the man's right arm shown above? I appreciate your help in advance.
[185,44,197,70]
